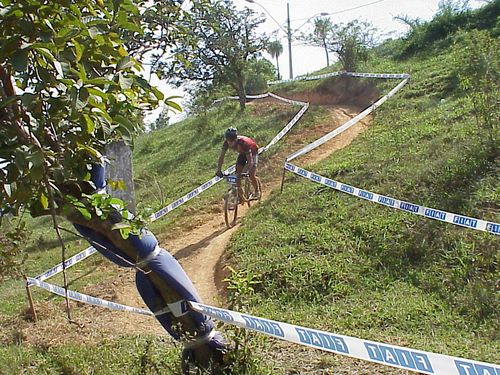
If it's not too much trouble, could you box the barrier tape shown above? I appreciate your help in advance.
[259,102,309,154]
[287,77,410,161]
[150,95,308,222]
[268,71,342,85]
[28,92,308,287]
[268,71,410,85]
[28,247,98,285]
[268,92,308,106]
[344,72,410,79]
[27,277,153,316]
[284,163,500,235]
[212,93,270,105]
[189,301,499,375]
[150,173,228,222]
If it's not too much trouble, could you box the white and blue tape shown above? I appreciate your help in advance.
[268,71,342,85]
[27,277,153,316]
[268,71,409,85]
[189,301,499,375]
[286,77,410,161]
[150,94,309,222]
[344,72,410,79]
[28,246,98,285]
[284,163,500,235]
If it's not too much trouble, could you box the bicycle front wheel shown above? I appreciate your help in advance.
[243,178,252,207]
[224,190,239,227]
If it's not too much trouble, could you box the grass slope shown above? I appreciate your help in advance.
[225,52,499,372]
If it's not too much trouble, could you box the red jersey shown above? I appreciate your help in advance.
[223,135,258,154]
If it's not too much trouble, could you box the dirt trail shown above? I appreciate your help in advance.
[165,105,371,306]
[8,103,371,351]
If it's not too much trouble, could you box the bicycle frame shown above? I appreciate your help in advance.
[222,172,261,228]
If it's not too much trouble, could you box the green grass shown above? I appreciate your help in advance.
[225,45,499,368]
[0,335,182,375]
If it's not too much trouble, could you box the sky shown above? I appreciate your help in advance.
[144,0,486,124]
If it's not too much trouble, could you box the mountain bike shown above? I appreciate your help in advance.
[223,172,262,228]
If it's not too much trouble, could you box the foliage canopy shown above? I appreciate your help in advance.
[157,0,268,110]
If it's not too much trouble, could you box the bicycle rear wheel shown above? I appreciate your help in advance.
[256,176,262,202]
[243,176,262,205]
[224,189,239,227]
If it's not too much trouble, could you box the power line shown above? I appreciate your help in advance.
[291,0,386,22]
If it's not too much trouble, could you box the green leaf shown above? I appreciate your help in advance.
[111,221,131,230]
[109,197,124,206]
[76,206,92,220]
[74,42,84,63]
[114,114,136,134]
[83,114,95,134]
[165,98,182,112]
[152,87,165,101]
[27,150,44,167]
[0,95,20,110]
[118,74,133,90]
[92,107,113,125]
[39,192,49,210]
[116,56,134,72]
[76,87,89,110]
[32,47,56,62]
[87,87,108,100]
[87,77,115,86]
[59,27,81,41]
[11,49,29,72]
[1,36,21,56]
[77,63,87,82]
[77,143,100,158]
[20,93,38,111]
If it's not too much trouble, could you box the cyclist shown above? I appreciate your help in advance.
[216,127,261,200]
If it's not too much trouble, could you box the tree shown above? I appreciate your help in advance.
[266,40,283,79]
[0,0,162,234]
[158,0,267,111]
[0,0,225,370]
[313,18,333,67]
[245,58,275,94]
[300,19,376,71]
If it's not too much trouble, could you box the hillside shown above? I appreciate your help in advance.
[0,17,498,375]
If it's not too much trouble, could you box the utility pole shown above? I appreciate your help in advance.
[287,3,293,79]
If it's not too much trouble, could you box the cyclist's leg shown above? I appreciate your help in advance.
[236,153,247,201]
[248,153,260,197]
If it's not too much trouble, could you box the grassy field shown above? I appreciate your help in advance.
[0,27,498,374]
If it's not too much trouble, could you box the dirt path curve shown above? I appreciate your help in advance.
[10,104,372,349]
[7,107,371,348]
[164,106,371,306]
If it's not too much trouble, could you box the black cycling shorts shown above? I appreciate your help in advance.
[236,152,258,167]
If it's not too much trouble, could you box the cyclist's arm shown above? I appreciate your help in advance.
[245,150,253,166]
[216,143,228,173]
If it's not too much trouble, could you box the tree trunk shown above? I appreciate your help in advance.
[275,57,281,80]
[236,77,246,111]
[323,39,329,67]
